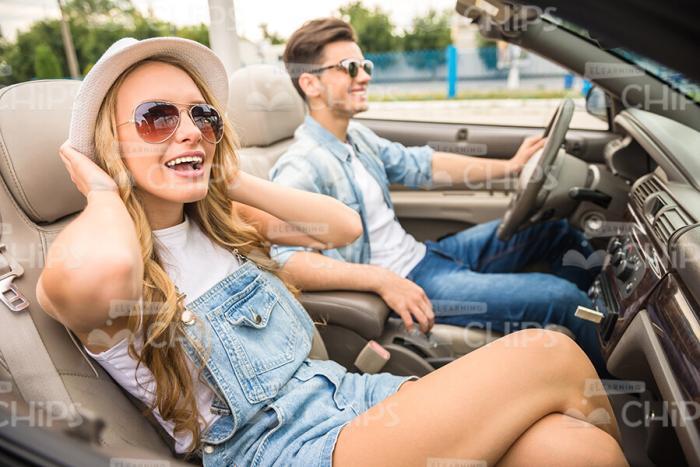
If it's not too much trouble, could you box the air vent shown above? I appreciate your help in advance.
[631,176,663,211]
[632,175,693,250]
[652,207,691,247]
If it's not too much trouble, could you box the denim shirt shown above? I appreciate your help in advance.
[178,261,315,448]
[269,116,434,266]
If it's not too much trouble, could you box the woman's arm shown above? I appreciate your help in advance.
[37,142,143,339]
[233,202,327,249]
[229,171,362,248]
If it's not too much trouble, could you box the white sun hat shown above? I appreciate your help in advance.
[68,36,229,161]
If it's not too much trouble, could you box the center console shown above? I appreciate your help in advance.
[585,174,700,465]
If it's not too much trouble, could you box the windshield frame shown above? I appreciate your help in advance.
[541,14,700,104]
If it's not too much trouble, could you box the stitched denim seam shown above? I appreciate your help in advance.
[476,235,541,271]
[251,407,284,467]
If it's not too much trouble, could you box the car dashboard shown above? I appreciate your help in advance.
[588,108,700,465]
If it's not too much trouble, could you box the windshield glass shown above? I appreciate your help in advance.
[543,14,700,103]
[610,48,699,102]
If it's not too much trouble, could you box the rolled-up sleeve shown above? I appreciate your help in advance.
[269,244,311,267]
[354,124,433,189]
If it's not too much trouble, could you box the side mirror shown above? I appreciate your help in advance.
[585,86,609,121]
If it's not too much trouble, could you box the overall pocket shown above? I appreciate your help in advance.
[212,277,302,404]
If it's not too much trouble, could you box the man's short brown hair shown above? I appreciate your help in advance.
[283,18,357,99]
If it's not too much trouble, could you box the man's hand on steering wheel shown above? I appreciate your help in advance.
[506,135,547,175]
[497,98,575,241]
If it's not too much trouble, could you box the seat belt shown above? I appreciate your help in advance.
[0,241,77,419]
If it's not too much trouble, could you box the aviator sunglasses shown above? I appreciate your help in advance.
[308,58,374,79]
[117,101,224,144]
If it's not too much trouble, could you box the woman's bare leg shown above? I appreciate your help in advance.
[497,414,627,467]
[333,329,624,467]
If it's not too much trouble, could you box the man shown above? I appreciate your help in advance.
[269,18,603,368]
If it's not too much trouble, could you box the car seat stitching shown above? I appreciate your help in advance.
[65,328,100,378]
[0,162,48,231]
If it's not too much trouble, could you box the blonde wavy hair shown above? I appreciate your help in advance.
[93,55,281,455]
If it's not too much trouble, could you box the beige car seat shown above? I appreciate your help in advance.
[227,65,506,375]
[0,79,185,461]
[0,76,335,464]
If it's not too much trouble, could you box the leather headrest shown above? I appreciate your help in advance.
[0,80,85,224]
[227,64,305,148]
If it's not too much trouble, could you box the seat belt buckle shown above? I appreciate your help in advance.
[0,280,29,312]
[354,340,391,374]
[0,244,29,312]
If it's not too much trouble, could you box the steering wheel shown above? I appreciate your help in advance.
[496,98,574,241]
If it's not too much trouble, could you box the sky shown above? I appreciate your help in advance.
[0,0,458,42]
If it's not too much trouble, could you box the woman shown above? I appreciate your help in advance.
[37,37,627,466]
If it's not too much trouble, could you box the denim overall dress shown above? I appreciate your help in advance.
[178,260,416,466]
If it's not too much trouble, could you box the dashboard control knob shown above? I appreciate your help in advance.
[616,260,635,281]
[611,250,625,267]
[607,238,622,254]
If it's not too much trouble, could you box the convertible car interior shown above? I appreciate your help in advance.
[0,0,698,466]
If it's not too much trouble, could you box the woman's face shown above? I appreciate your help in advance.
[115,61,217,206]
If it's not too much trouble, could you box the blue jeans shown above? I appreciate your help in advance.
[407,219,606,374]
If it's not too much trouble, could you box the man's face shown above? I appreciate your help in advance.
[307,41,371,117]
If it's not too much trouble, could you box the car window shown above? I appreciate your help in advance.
[355,36,608,131]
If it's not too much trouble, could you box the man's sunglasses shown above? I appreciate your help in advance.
[117,101,224,144]
[308,58,374,79]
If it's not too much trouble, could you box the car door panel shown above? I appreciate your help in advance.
[358,118,615,163]
[357,117,614,240]
[391,190,511,241]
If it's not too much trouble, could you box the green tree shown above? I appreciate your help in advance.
[403,9,452,52]
[0,0,214,86]
[175,24,210,46]
[34,43,63,78]
[402,9,453,73]
[0,19,65,85]
[339,1,400,53]
[63,0,139,24]
[259,23,284,45]
[63,0,147,72]
[0,30,10,84]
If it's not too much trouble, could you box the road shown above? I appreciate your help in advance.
[358,98,607,130]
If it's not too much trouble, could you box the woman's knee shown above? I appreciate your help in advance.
[497,329,594,379]
[509,414,627,467]
[559,418,628,467]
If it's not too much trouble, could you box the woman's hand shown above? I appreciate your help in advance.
[59,140,118,196]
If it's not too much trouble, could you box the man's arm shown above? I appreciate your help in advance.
[356,122,544,189]
[283,251,434,333]
[432,135,546,187]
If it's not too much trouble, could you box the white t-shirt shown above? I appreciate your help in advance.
[347,144,426,277]
[85,216,242,453]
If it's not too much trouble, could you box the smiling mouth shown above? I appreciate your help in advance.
[165,155,203,172]
[164,154,205,178]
